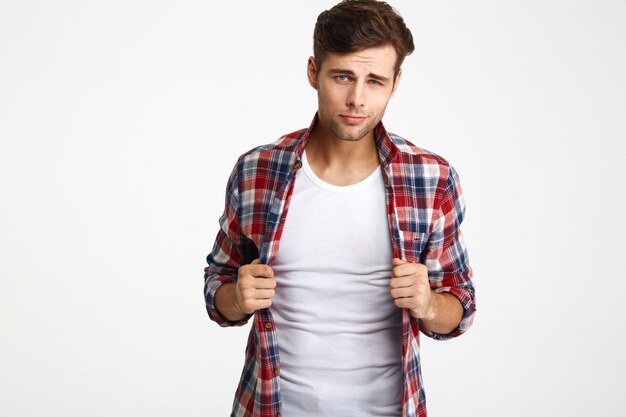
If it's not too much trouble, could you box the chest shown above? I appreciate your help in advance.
[239,162,434,265]
[274,166,392,270]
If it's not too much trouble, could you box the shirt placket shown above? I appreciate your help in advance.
[255,159,302,417]
[383,162,414,417]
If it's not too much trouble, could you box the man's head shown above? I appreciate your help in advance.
[313,0,414,80]
[308,0,414,143]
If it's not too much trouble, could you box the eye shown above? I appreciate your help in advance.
[336,75,350,82]
[368,79,382,86]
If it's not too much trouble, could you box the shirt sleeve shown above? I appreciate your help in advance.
[420,164,476,340]
[203,161,255,327]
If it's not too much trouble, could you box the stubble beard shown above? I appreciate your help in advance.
[319,109,385,142]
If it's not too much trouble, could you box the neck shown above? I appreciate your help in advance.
[304,120,380,186]
[307,123,378,166]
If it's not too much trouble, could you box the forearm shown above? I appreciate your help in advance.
[215,282,247,322]
[414,291,463,335]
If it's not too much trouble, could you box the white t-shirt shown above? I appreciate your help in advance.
[270,151,403,417]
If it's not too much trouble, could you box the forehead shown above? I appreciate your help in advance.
[321,45,397,75]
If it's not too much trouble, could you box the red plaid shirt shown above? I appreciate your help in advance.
[204,115,476,417]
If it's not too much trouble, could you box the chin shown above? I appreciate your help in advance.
[336,120,379,142]
[335,128,370,142]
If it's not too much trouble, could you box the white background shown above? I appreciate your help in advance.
[1,0,625,416]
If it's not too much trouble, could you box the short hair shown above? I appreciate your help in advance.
[313,0,415,77]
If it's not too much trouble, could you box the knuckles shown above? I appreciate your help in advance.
[238,263,274,278]
[394,263,427,275]
[394,299,408,308]
[237,277,254,289]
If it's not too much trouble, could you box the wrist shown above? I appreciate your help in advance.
[216,282,247,322]
[416,290,439,322]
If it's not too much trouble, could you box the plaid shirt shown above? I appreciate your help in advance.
[204,115,476,417]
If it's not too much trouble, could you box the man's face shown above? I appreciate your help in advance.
[307,45,401,142]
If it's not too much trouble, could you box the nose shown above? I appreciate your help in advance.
[346,83,366,108]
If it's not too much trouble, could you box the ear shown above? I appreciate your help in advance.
[307,56,318,90]
[390,68,402,98]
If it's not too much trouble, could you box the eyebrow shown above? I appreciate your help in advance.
[328,68,390,82]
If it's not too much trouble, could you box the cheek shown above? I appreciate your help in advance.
[319,88,345,108]
[370,91,393,110]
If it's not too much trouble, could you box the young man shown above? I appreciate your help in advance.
[203,1,476,416]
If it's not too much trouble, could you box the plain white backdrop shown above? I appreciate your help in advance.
[1,0,625,416]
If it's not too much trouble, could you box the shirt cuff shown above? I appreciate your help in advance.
[205,275,253,327]
[419,285,476,340]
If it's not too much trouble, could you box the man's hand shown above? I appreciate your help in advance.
[389,257,435,320]
[389,257,464,334]
[234,258,277,315]
[215,259,276,322]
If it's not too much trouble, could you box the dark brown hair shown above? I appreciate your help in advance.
[313,0,415,77]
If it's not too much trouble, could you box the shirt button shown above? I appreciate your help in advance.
[265,322,272,329]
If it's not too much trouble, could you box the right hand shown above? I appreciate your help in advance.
[234,258,276,315]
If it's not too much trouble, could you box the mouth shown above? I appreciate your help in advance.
[339,114,368,125]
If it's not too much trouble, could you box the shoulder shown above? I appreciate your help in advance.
[387,131,465,212]
[226,127,306,191]
[235,127,306,166]
[388,131,456,179]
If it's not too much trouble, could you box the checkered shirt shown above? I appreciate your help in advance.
[204,115,476,417]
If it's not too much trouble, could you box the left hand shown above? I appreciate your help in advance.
[389,258,435,320]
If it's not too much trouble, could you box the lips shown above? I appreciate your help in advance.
[339,114,368,125]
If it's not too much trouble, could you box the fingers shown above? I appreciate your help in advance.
[238,260,276,289]
[253,277,277,289]
[389,276,417,289]
[392,296,416,310]
[390,277,429,299]
[254,289,276,299]
[240,259,274,279]
[235,259,277,315]
[392,257,406,267]
[390,259,432,316]
[389,279,432,312]
[238,273,276,289]
[391,261,427,279]
[236,280,276,314]
[389,286,415,299]
[238,296,273,314]
[240,287,276,301]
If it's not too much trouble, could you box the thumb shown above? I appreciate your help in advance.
[250,258,261,265]
[392,257,406,267]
